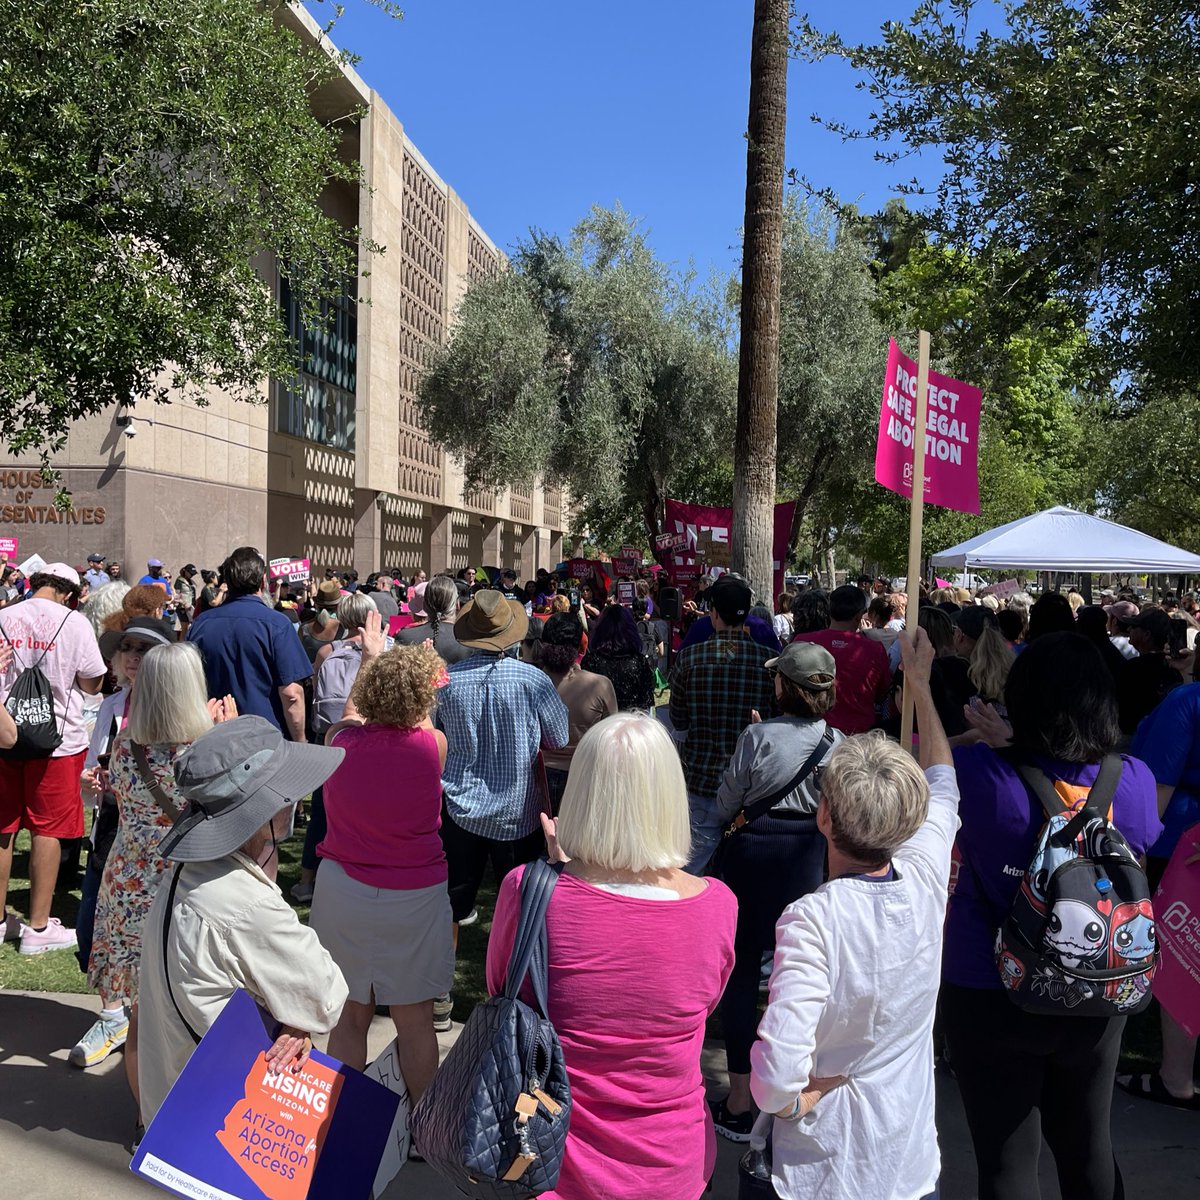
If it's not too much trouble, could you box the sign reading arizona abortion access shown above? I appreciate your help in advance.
[875,338,982,515]
[132,989,398,1200]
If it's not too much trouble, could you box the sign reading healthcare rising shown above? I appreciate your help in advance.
[874,338,982,515]
[133,989,398,1200]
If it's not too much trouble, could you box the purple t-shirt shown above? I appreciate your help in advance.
[944,745,1163,990]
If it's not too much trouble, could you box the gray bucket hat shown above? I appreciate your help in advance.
[161,716,345,862]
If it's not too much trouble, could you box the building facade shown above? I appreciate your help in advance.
[0,6,566,580]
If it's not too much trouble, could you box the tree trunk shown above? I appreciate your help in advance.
[731,0,788,609]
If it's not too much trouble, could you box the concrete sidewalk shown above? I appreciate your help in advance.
[1,989,1197,1198]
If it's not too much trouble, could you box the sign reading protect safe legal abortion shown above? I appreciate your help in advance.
[875,339,982,515]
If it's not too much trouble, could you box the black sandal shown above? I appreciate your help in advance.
[1117,1072,1200,1110]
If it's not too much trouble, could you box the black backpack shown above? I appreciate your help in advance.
[0,611,72,760]
[994,755,1159,1016]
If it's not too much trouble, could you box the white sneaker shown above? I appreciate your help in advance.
[19,918,77,956]
[69,1010,130,1068]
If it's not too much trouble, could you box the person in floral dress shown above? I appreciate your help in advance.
[85,641,235,1135]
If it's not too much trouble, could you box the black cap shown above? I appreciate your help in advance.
[711,576,752,625]
[87,553,104,563]
[952,605,998,642]
[1125,607,1173,647]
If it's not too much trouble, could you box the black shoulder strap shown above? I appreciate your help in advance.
[504,858,563,1016]
[730,726,836,835]
[1015,762,1070,818]
[132,741,182,822]
[162,864,202,1045]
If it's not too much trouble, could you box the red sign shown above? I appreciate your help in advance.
[613,558,637,578]
[662,499,796,601]
[875,338,982,515]
[567,559,594,580]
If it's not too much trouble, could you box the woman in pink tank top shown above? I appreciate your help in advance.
[309,641,453,1104]
[486,713,737,1200]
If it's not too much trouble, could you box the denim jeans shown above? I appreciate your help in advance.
[685,791,723,875]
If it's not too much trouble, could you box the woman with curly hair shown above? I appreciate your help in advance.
[309,641,453,1102]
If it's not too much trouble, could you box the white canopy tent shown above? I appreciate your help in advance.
[930,506,1200,574]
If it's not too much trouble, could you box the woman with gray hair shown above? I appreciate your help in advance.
[79,579,131,639]
[311,591,381,734]
[82,641,237,1147]
[396,573,470,663]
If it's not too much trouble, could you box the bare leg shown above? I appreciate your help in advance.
[727,1071,752,1115]
[126,1002,141,1116]
[389,1001,439,1104]
[28,834,62,927]
[0,831,13,915]
[326,996,374,1073]
[1160,1007,1198,1099]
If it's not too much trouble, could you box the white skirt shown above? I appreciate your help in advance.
[308,859,454,1006]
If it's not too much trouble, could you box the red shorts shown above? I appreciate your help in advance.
[0,751,87,839]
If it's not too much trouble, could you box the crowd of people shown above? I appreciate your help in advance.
[0,545,1197,1199]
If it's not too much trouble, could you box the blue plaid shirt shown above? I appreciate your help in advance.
[434,653,569,840]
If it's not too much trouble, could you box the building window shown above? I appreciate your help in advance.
[275,273,357,451]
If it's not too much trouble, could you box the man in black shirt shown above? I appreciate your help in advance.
[1117,607,1183,734]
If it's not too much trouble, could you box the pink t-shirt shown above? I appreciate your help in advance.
[318,724,446,889]
[486,869,736,1200]
[0,598,106,757]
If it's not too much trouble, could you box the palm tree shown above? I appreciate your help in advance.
[732,0,789,605]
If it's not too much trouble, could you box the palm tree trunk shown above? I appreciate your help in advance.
[732,0,789,609]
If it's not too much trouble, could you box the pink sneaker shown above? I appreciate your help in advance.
[19,918,77,956]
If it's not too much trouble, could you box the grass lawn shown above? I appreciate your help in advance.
[0,810,498,1021]
[0,812,1164,1074]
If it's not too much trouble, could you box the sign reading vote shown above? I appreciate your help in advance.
[874,338,982,515]
[269,557,311,585]
[132,989,398,1200]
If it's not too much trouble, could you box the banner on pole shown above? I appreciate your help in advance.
[662,500,796,600]
[875,339,982,515]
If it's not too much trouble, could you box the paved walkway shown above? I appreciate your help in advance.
[1,989,1197,1198]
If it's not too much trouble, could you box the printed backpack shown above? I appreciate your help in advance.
[0,611,71,760]
[994,755,1158,1016]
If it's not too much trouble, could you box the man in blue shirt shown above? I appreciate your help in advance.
[83,553,110,592]
[435,589,568,922]
[137,558,173,598]
[187,547,312,741]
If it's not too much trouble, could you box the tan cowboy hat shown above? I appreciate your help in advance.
[454,588,529,652]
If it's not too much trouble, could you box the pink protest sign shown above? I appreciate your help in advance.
[875,339,981,515]
[0,537,18,558]
[1152,824,1200,1037]
[268,556,311,584]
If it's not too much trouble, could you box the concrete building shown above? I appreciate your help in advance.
[0,5,566,580]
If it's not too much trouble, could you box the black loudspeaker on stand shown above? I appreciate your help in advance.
[658,587,683,622]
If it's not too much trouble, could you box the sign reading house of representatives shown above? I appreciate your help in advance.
[874,339,982,515]
[0,469,107,525]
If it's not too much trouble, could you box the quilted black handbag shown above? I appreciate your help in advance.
[412,859,571,1198]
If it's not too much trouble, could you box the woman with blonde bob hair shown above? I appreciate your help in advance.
[86,640,234,1144]
[485,713,737,1200]
[310,641,453,1104]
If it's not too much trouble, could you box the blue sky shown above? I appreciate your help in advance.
[316,1,949,277]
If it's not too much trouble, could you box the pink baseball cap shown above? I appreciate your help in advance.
[409,580,428,618]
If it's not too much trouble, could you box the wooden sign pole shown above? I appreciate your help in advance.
[899,329,932,755]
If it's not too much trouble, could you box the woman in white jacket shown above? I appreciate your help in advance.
[751,627,959,1200]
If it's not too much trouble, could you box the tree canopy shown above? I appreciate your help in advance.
[417,206,736,547]
[796,0,1200,399]
[0,0,392,463]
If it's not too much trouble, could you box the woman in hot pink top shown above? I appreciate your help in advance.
[486,713,737,1200]
[309,641,452,1102]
